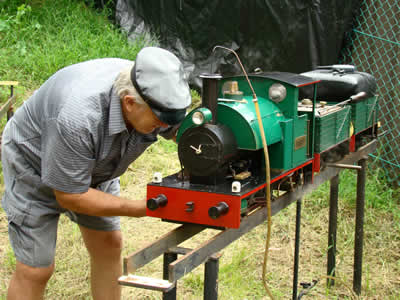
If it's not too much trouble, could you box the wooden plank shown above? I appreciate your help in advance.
[168,246,193,255]
[168,140,377,282]
[0,81,19,86]
[118,275,175,292]
[0,95,16,119]
[123,223,205,274]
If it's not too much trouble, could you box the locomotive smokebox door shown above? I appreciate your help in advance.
[178,123,238,184]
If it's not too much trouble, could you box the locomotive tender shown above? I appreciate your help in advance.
[146,64,378,229]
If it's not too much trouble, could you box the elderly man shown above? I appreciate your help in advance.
[2,47,191,300]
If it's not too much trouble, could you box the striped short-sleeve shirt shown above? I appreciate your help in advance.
[3,58,167,199]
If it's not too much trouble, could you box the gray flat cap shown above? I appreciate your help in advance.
[131,47,191,125]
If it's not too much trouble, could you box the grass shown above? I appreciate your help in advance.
[0,0,157,89]
[0,1,400,299]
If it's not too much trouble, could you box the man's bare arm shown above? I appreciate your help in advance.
[54,188,147,217]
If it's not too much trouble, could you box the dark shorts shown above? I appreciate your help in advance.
[2,138,121,268]
[5,179,121,268]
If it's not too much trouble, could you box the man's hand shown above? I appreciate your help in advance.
[54,189,147,217]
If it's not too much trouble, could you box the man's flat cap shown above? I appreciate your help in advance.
[131,47,191,125]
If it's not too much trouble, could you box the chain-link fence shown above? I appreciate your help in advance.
[340,0,400,186]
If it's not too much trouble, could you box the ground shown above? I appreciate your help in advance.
[0,144,399,299]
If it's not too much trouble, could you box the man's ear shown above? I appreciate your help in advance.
[122,95,136,112]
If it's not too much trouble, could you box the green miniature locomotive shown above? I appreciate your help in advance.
[146,65,378,228]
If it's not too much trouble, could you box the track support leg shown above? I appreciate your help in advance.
[292,197,302,300]
[327,174,339,287]
[353,158,366,295]
[204,254,221,300]
[163,252,178,300]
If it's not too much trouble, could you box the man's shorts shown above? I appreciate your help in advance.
[2,138,121,268]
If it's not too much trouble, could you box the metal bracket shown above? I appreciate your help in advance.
[326,163,362,170]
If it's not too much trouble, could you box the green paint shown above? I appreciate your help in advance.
[177,74,318,174]
[217,97,285,150]
[293,115,308,166]
[269,119,293,170]
[351,96,379,134]
[314,106,351,152]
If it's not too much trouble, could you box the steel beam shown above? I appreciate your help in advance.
[163,252,178,300]
[123,223,205,274]
[353,158,367,295]
[292,198,302,300]
[120,140,377,296]
[327,174,339,286]
[167,140,376,283]
[204,253,222,300]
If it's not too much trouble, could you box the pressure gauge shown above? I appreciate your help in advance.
[269,83,287,103]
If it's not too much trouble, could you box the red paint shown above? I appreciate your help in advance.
[147,185,242,228]
[313,153,321,172]
[297,80,321,87]
[350,135,356,152]
[235,160,314,199]
[147,159,315,228]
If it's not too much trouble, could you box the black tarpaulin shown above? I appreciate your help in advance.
[115,0,361,88]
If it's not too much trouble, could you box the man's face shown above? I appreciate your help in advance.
[122,95,168,134]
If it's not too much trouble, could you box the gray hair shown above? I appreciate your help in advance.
[113,63,145,105]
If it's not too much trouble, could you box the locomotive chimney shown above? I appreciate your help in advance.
[200,73,222,124]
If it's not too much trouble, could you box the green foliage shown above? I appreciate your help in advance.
[190,89,201,109]
[182,249,271,298]
[0,0,158,89]
[151,138,178,154]
[306,166,399,216]
[4,246,16,271]
[218,249,267,298]
[182,273,203,297]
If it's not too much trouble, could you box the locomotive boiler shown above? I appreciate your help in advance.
[146,61,378,229]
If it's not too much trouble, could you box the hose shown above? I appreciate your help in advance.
[212,46,274,299]
[253,97,274,299]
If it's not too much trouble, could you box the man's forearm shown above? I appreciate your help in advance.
[54,188,147,217]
